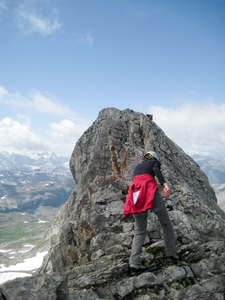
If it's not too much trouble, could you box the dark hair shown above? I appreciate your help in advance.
[142,155,154,163]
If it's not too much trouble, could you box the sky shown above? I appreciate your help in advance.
[0,0,224,158]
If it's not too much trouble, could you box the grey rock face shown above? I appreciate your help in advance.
[1,108,225,299]
[0,274,68,300]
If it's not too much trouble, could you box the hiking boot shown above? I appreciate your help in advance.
[129,263,148,274]
[167,254,179,264]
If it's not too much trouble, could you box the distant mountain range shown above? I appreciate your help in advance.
[0,151,74,214]
[0,151,75,266]
[190,153,225,184]
[189,153,225,211]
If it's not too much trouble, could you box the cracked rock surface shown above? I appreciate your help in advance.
[1,107,225,300]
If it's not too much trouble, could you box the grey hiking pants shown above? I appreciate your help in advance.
[129,189,177,265]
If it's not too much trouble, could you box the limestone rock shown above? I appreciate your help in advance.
[0,274,68,300]
[3,108,225,299]
[39,108,225,299]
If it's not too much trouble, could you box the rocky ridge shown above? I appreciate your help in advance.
[1,107,225,300]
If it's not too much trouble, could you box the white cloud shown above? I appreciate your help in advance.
[0,86,77,119]
[0,86,8,98]
[147,101,225,156]
[85,32,94,45]
[16,2,62,36]
[75,32,94,45]
[0,118,49,153]
[30,91,76,118]
[0,86,28,106]
[48,119,89,142]
[46,119,89,156]
[0,86,90,156]
[0,117,89,157]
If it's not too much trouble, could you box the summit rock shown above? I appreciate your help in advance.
[1,107,225,300]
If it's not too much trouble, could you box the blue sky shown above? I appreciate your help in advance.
[0,0,224,157]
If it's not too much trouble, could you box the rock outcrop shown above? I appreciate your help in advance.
[0,273,68,300]
[1,107,225,300]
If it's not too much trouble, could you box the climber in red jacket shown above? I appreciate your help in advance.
[123,151,178,274]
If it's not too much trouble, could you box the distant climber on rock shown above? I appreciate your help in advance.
[146,114,153,124]
[123,151,178,274]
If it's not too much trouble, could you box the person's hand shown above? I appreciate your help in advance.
[163,183,170,199]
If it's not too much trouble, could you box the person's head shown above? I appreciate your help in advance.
[142,151,160,163]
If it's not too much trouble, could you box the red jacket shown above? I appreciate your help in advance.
[123,174,158,216]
